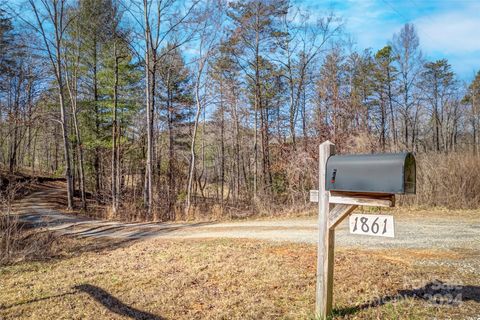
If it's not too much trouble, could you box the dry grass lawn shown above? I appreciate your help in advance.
[0,235,479,319]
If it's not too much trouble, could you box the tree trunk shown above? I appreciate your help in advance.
[220,83,225,211]
[93,39,101,194]
[186,65,204,216]
[65,42,86,210]
[144,46,153,217]
[112,43,120,214]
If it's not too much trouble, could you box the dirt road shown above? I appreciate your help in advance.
[12,187,480,252]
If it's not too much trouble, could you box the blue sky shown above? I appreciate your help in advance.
[6,0,478,82]
[298,0,480,82]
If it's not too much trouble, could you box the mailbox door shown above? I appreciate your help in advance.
[403,153,416,193]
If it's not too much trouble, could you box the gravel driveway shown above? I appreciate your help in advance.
[12,188,480,252]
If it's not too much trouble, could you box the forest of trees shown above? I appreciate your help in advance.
[1,0,479,220]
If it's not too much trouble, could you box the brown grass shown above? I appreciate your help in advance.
[0,237,478,319]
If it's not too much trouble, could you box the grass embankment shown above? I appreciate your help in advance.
[1,236,478,319]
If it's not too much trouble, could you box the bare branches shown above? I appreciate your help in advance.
[1,0,478,219]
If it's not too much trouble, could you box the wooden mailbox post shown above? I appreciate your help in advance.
[315,141,415,318]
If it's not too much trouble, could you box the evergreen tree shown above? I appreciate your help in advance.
[420,59,456,152]
[374,45,398,150]
[0,8,14,81]
[227,0,288,199]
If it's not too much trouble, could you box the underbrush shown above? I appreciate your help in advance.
[0,180,59,266]
[5,152,479,226]
[399,152,480,209]
[0,225,58,266]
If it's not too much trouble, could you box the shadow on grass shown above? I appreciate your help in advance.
[0,291,77,310]
[66,236,141,256]
[5,219,217,266]
[74,284,165,320]
[333,280,480,317]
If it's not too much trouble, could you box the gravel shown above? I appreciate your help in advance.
[12,188,480,252]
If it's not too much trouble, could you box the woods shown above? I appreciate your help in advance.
[1,0,479,219]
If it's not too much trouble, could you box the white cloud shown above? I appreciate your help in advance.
[415,3,480,54]
[298,0,480,79]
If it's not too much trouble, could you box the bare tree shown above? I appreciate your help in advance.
[277,11,341,149]
[64,11,87,209]
[29,0,74,209]
[185,0,222,216]
[391,23,422,150]
[125,0,199,217]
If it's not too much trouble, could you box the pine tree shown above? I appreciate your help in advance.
[227,0,288,200]
[420,59,456,152]
[374,45,398,150]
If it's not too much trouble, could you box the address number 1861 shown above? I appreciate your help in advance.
[349,214,395,238]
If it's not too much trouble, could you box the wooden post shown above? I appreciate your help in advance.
[316,141,335,318]
[312,143,403,317]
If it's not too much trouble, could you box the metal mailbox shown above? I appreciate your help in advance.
[325,152,416,194]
